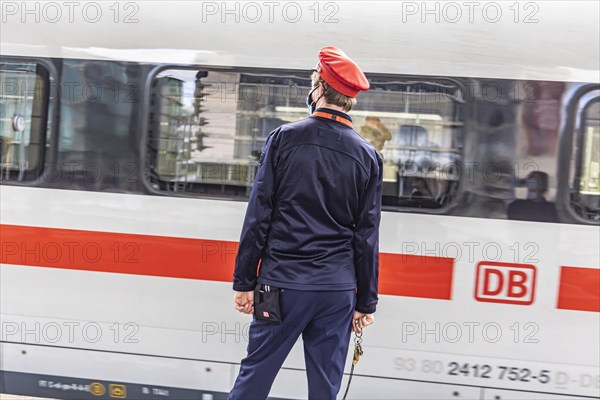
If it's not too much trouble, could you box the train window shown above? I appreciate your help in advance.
[354,80,464,210]
[146,68,463,209]
[146,69,310,196]
[571,98,600,221]
[0,61,49,181]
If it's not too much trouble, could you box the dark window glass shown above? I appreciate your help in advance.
[0,61,49,181]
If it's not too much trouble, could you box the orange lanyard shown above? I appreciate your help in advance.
[312,111,353,128]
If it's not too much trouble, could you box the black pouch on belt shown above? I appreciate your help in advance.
[254,284,282,324]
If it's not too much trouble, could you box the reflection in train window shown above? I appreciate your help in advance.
[147,69,310,196]
[355,80,464,209]
[0,61,49,181]
[572,99,600,221]
[146,69,464,210]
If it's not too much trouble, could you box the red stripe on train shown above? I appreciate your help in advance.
[379,253,453,300]
[557,266,600,312]
[0,224,454,300]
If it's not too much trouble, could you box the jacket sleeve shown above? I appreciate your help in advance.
[353,152,383,313]
[232,130,280,291]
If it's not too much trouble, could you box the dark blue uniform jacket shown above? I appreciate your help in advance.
[232,108,382,314]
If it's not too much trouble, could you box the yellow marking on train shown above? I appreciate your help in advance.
[89,382,106,396]
[109,384,127,398]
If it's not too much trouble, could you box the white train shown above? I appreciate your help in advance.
[1,1,599,399]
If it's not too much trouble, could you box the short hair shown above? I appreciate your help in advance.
[524,171,549,193]
[311,71,357,112]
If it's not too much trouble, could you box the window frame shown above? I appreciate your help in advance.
[558,85,600,225]
[367,75,466,215]
[140,64,467,214]
[141,64,314,203]
[0,56,57,186]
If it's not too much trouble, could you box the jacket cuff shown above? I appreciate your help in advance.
[233,283,256,292]
[355,305,376,314]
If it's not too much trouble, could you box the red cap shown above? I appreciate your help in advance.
[315,46,369,98]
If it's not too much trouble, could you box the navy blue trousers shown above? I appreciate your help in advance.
[228,289,356,400]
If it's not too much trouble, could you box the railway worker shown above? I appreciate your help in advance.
[228,46,382,400]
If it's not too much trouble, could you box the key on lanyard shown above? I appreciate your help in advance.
[352,331,363,365]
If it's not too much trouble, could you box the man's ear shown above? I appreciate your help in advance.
[317,82,325,97]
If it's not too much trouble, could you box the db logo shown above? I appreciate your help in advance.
[474,262,537,305]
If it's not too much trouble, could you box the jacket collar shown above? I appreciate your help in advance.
[312,107,353,128]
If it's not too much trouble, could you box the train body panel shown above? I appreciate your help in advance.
[1,1,599,83]
[1,186,599,398]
